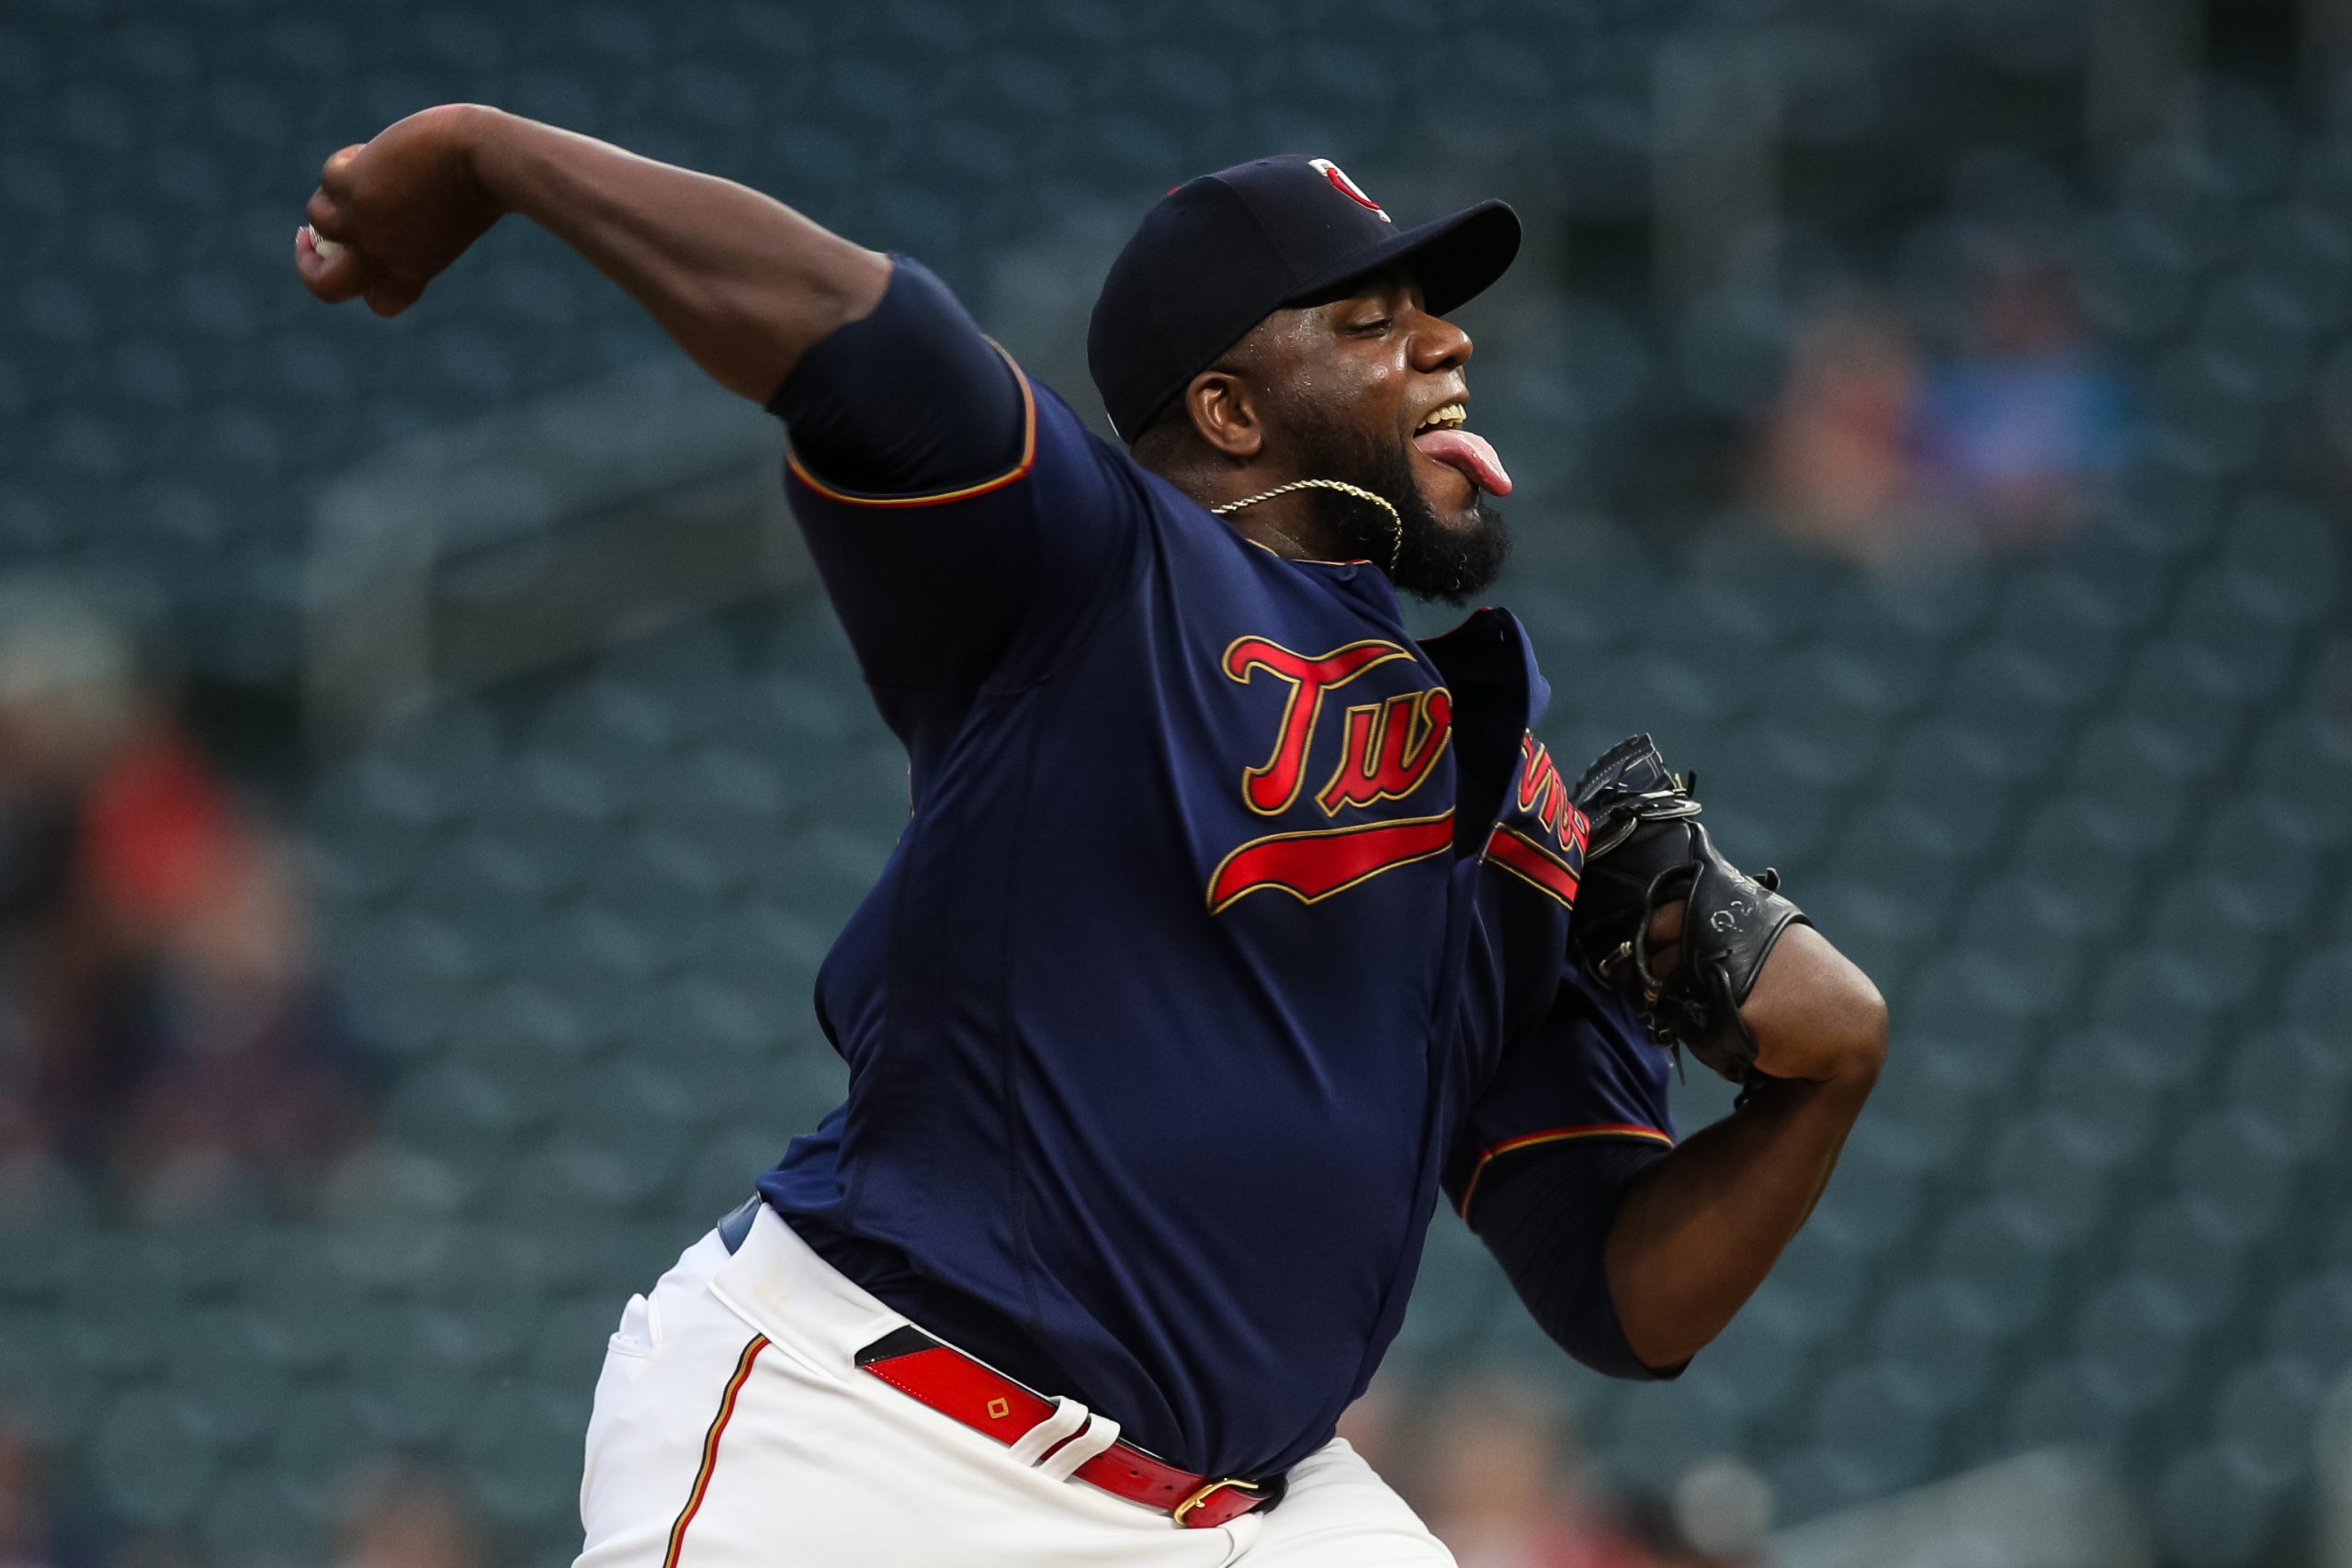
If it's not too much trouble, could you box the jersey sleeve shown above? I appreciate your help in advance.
[1441,960,1683,1380]
[768,256,1143,750]
[1443,957,1678,1224]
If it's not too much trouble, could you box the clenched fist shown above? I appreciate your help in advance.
[296,104,506,317]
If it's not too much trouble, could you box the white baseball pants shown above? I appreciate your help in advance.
[572,1203,1454,1567]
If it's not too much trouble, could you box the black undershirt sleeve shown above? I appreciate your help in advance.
[1468,1136,1689,1382]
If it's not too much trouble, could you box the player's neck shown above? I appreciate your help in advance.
[1222,498,1331,562]
[1160,461,1348,564]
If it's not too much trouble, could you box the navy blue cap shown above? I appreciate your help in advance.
[1087,156,1521,441]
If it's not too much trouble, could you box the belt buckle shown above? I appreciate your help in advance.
[1172,1477,1260,1528]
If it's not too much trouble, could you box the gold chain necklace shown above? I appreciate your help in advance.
[1210,479,1404,575]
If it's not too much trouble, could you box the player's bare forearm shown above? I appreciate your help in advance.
[1604,925,1886,1370]
[469,110,890,398]
[295,105,890,400]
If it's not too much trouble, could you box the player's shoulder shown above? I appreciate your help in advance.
[1023,374,1145,475]
[1022,377,1217,524]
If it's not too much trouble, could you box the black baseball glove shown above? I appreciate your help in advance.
[1568,734,1810,1086]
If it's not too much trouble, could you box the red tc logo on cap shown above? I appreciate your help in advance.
[1309,159,1390,223]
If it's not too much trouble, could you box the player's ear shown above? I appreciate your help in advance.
[1185,369,1263,461]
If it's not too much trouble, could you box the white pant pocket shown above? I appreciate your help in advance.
[606,1292,659,1359]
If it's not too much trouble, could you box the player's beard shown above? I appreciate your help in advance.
[1283,402,1510,604]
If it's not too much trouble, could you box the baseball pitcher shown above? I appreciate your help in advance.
[296,106,1889,1567]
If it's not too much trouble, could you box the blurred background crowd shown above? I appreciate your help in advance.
[2,0,2348,1564]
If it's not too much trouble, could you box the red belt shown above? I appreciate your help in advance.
[853,1326,1281,1529]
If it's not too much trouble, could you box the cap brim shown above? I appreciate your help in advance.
[1281,198,1521,318]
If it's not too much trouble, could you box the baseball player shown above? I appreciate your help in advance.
[296,107,1888,1567]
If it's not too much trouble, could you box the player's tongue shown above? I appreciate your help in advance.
[1412,427,1513,496]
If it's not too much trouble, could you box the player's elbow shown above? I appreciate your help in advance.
[1568,1320,1693,1382]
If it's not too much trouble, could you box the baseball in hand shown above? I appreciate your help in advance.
[304,225,345,259]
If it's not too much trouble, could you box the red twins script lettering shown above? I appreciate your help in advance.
[1208,638,1455,912]
[1224,638,1416,816]
[1318,689,1454,815]
[1480,733,1590,908]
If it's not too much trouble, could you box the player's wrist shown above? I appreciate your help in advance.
[440,103,522,216]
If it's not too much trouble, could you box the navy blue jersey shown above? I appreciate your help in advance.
[1443,955,1677,1222]
[758,260,1673,1479]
